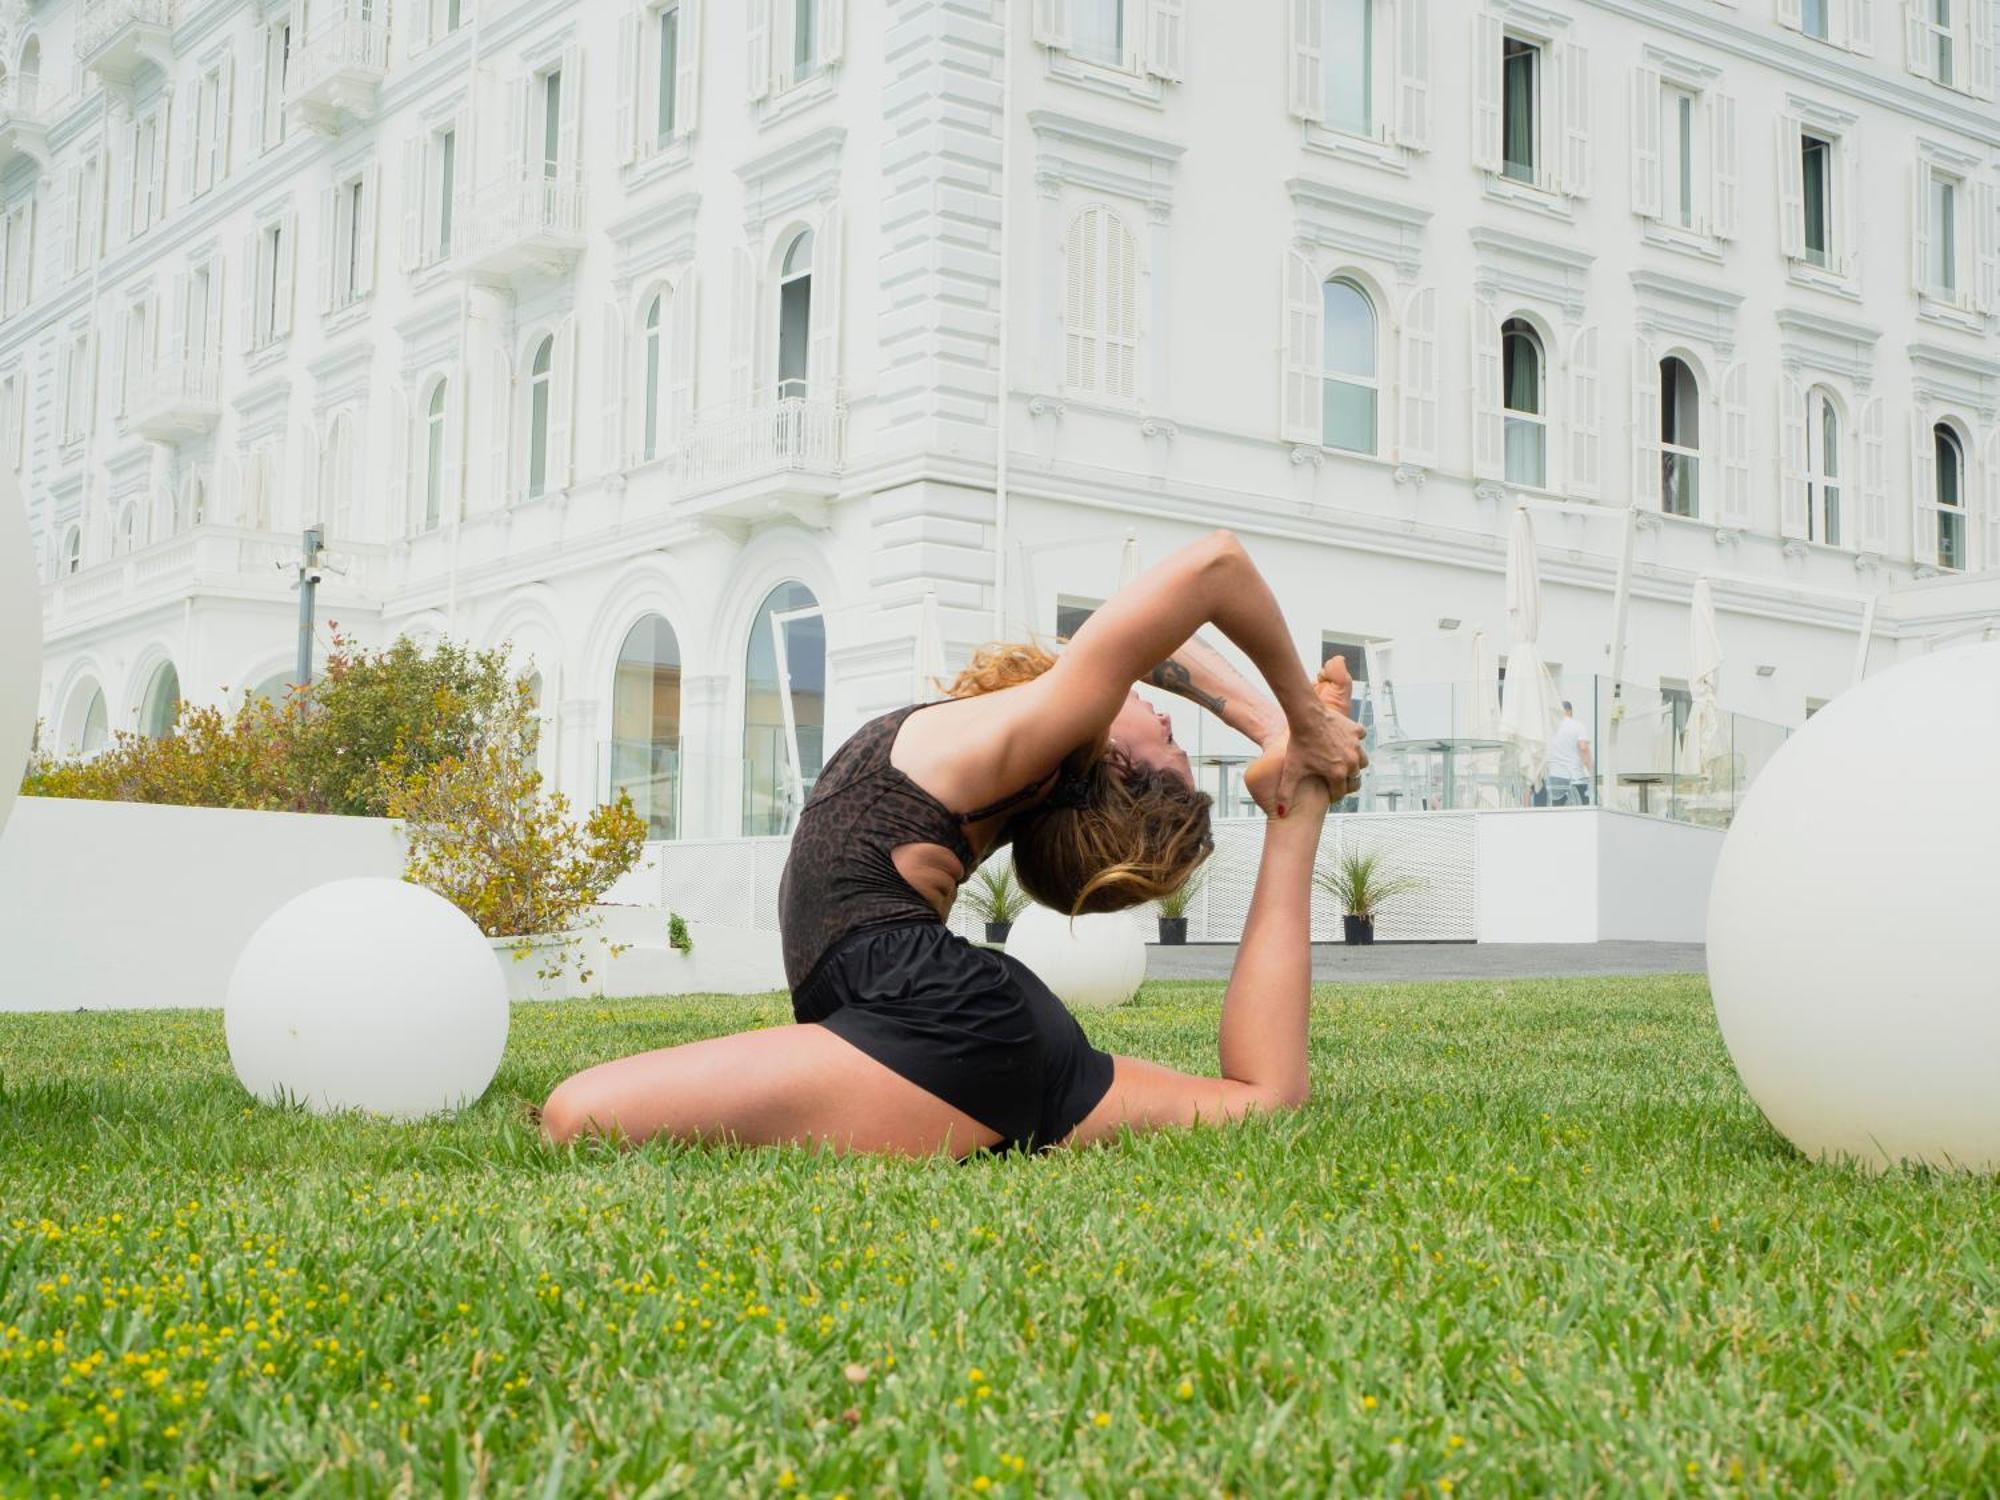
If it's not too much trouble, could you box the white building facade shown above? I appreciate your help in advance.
[13,0,2000,837]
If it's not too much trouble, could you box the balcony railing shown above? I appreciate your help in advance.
[680,392,847,494]
[450,172,586,278]
[286,15,389,131]
[0,76,52,170]
[41,525,299,626]
[79,0,177,81]
[128,354,222,441]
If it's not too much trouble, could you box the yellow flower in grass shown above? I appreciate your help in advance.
[1176,1380,1194,1401]
[1091,1411,1111,1428]
[777,1469,797,1489]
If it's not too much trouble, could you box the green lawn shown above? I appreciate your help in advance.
[0,978,1993,1497]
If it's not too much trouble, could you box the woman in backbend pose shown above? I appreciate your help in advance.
[539,530,1369,1158]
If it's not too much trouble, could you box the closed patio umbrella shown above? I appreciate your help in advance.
[1468,628,1501,739]
[913,589,949,704]
[1498,506,1563,787]
[1680,576,1726,778]
[1118,530,1143,589]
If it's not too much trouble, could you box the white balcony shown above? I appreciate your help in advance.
[41,526,300,630]
[679,392,847,522]
[128,355,222,442]
[451,172,586,281]
[0,78,53,172]
[286,15,388,134]
[79,0,177,86]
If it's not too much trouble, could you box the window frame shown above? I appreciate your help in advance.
[1500,316,1548,489]
[1933,421,1967,571]
[1658,354,1703,521]
[1804,385,1847,549]
[1319,274,1380,456]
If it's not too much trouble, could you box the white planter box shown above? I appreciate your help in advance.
[491,908,785,1001]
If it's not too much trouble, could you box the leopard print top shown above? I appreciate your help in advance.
[778,703,1050,991]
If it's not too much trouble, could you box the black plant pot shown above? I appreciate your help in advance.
[1157,916,1189,946]
[1343,915,1376,945]
[985,921,1013,945]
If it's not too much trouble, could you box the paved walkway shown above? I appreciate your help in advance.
[1144,942,1706,983]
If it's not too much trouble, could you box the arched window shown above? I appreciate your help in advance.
[321,415,353,536]
[743,581,824,836]
[1062,206,1140,403]
[424,380,447,531]
[1935,423,1966,571]
[140,661,180,739]
[251,672,292,705]
[521,669,551,784]
[182,472,207,531]
[1320,277,1377,455]
[642,292,665,462]
[1501,318,1546,488]
[1806,387,1843,547]
[61,526,81,575]
[117,505,137,554]
[69,683,107,755]
[241,450,268,530]
[527,336,554,498]
[17,37,39,101]
[1660,356,1701,518]
[778,232,813,399]
[609,616,683,839]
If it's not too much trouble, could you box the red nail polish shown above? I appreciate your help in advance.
[1276,804,1286,817]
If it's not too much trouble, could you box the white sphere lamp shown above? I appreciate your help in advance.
[1706,643,2000,1173]
[226,877,509,1120]
[1004,903,1147,1011]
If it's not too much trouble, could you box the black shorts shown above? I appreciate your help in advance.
[791,922,1117,1155]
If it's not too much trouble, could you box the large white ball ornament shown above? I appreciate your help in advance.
[0,469,40,843]
[1707,643,2000,1173]
[1004,903,1147,1011]
[226,878,509,1120]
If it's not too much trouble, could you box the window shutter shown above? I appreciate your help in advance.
[1779,377,1809,539]
[1778,0,1803,28]
[506,76,528,176]
[1720,362,1752,529]
[1147,0,1185,81]
[1631,337,1660,508]
[249,28,267,156]
[558,45,582,178]
[401,137,425,271]
[1630,68,1662,221]
[730,245,756,399]
[809,204,843,397]
[153,100,173,219]
[1289,0,1324,123]
[1860,394,1888,551]
[1971,0,1995,96]
[318,185,338,313]
[356,167,378,298]
[1566,324,1599,499]
[1397,285,1438,469]
[59,165,79,280]
[1850,0,1876,53]
[1911,410,1939,566]
[1470,12,1503,175]
[747,0,771,101]
[110,130,134,246]
[1710,91,1739,240]
[1905,0,1929,76]
[178,79,200,199]
[1394,0,1431,150]
[445,364,468,520]
[601,299,625,469]
[1281,250,1321,444]
[1471,305,1503,481]
[409,0,431,54]
[1102,213,1138,402]
[820,0,845,66]
[670,268,700,439]
[11,373,26,467]
[1981,424,2000,570]
[166,271,188,370]
[677,0,702,138]
[108,311,127,417]
[54,341,70,440]
[1777,114,1804,260]
[550,316,576,488]
[1033,0,1071,49]
[1562,41,1591,198]
[240,230,260,349]
[206,260,225,367]
[1973,179,1998,314]
[1911,163,1931,297]
[1064,209,1101,395]
[217,53,235,182]
[275,212,296,338]
[386,385,409,535]
[616,7,638,164]
[1839,134,1859,277]
[299,421,321,527]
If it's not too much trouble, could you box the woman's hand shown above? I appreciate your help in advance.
[1245,658,1367,817]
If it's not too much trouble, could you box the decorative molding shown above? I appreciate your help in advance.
[1289,445,1326,468]
[308,336,375,409]
[1392,464,1429,488]
[607,189,702,287]
[1913,135,1983,172]
[1713,527,1744,548]
[1631,268,1745,360]
[1773,307,1882,388]
[1487,0,1574,35]
[1909,341,2000,420]
[1641,43,1722,85]
[1472,480,1509,504]
[1026,396,1066,419]
[1138,416,1178,441]
[1028,109,1183,222]
[1469,226,1594,323]
[736,126,845,237]
[1782,537,1809,560]
[1785,92,1861,133]
[1287,177,1430,281]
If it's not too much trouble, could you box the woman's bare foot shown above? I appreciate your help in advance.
[1246,657,1360,813]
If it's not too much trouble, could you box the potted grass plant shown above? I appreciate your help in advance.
[1155,869,1203,945]
[961,858,1030,944]
[1313,848,1422,946]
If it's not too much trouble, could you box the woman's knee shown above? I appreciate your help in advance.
[539,1076,605,1145]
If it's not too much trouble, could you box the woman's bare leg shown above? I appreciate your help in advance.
[1068,778,1330,1144]
[539,1024,1004,1158]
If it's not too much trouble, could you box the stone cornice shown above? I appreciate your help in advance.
[736,126,845,237]
[1029,109,1183,222]
[1469,226,1594,322]
[1287,177,1430,280]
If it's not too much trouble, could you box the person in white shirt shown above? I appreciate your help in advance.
[1544,700,1593,806]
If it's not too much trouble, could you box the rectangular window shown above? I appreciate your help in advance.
[131,115,158,235]
[122,301,149,411]
[1803,0,1830,39]
[436,128,456,261]
[1666,87,1697,229]
[194,67,223,196]
[1324,0,1373,137]
[74,153,103,271]
[1071,0,1123,68]
[656,5,679,142]
[2,206,29,315]
[793,0,819,76]
[331,174,365,308]
[1501,38,1539,185]
[1928,171,1958,294]
[257,221,285,346]
[64,331,89,442]
[541,68,562,178]
[265,21,292,149]
[1055,596,1104,640]
[188,266,213,364]
[1926,0,1955,85]
[1801,134,1832,268]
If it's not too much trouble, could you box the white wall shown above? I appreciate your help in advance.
[0,797,404,1011]
[1477,807,1724,943]
[1596,809,1725,942]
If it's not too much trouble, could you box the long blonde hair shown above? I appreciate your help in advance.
[944,642,1213,916]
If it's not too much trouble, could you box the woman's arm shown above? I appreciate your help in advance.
[1142,634,1284,748]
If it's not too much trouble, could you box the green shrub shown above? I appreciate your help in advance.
[668,913,694,954]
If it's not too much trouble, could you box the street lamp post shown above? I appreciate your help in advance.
[294,525,325,688]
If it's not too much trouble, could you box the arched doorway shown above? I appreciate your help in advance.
[140,661,180,739]
[608,615,682,839]
[743,581,824,836]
